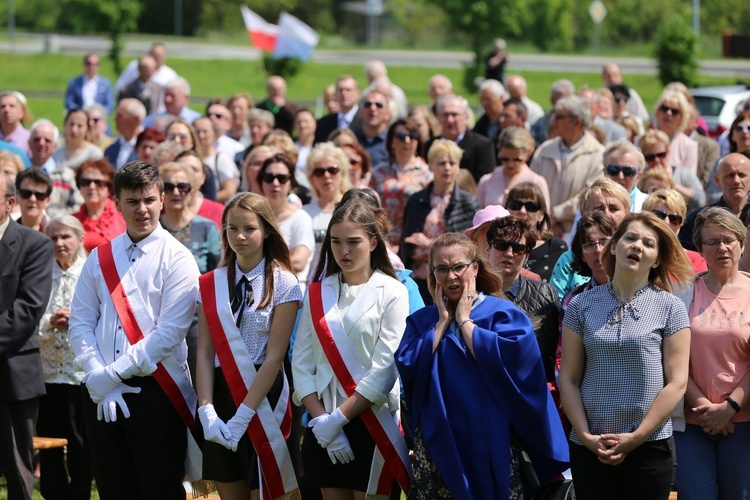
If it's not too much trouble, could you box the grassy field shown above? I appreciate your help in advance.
[1,52,741,130]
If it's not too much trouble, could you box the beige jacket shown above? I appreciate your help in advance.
[530,132,604,235]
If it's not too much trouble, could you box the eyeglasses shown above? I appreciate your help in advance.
[164,182,192,194]
[490,239,528,255]
[433,260,476,276]
[18,188,50,201]
[166,133,189,141]
[644,151,668,162]
[614,96,628,104]
[651,209,683,225]
[735,124,750,133]
[363,101,384,109]
[506,199,541,212]
[659,104,681,115]
[261,173,291,184]
[499,156,525,163]
[582,238,611,253]
[394,131,419,141]
[703,238,739,249]
[79,178,108,188]
[84,61,99,67]
[312,166,340,177]
[605,164,639,177]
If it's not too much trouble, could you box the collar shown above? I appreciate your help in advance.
[53,254,86,279]
[560,133,586,153]
[0,215,10,241]
[508,277,522,298]
[235,258,265,284]
[123,223,167,254]
[340,106,359,124]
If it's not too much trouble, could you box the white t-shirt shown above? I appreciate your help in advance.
[278,208,316,291]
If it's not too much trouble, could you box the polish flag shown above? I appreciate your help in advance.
[272,12,319,62]
[240,5,278,52]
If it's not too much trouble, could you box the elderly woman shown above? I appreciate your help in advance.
[642,189,707,273]
[227,92,254,147]
[53,109,104,170]
[193,116,239,203]
[15,167,52,232]
[400,139,480,304]
[37,216,92,499]
[396,233,568,499]
[0,150,25,219]
[369,118,432,245]
[560,212,693,500]
[242,145,279,194]
[487,215,561,383]
[650,90,698,176]
[293,108,317,188]
[505,182,567,282]
[478,127,551,209]
[174,150,223,228]
[234,108,275,169]
[639,129,705,211]
[602,139,649,212]
[83,104,112,151]
[72,159,125,253]
[674,207,750,499]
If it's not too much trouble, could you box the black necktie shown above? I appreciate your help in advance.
[231,276,253,327]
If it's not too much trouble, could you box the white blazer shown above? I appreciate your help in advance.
[292,270,409,414]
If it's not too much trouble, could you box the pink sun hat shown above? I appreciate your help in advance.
[464,205,510,239]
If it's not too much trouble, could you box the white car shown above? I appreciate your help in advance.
[690,85,750,138]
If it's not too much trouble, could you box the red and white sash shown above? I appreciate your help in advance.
[98,240,203,482]
[308,281,411,497]
[200,268,299,500]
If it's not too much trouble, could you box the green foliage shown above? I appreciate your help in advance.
[653,16,699,87]
[387,0,448,48]
[262,54,304,81]
[529,0,574,52]
[701,0,750,36]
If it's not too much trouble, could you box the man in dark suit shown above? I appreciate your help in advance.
[104,99,145,171]
[315,75,362,143]
[117,55,162,115]
[0,172,54,499]
[65,53,114,114]
[430,94,495,183]
[474,79,505,147]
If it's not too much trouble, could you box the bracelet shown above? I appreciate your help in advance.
[726,396,741,413]
[457,318,474,330]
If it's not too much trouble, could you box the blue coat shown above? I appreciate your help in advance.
[65,74,114,113]
[396,296,569,499]
[103,139,138,170]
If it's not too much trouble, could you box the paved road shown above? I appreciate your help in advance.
[3,33,750,78]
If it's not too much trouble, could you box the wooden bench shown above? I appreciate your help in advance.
[33,436,68,450]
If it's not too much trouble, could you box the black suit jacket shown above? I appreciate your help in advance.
[314,113,363,144]
[0,219,54,401]
[426,130,496,183]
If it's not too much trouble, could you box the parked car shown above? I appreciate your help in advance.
[690,85,750,138]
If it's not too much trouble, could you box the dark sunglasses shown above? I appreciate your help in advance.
[164,182,191,194]
[644,151,668,162]
[659,104,681,115]
[394,131,419,141]
[79,177,108,188]
[18,188,50,201]
[506,199,540,212]
[312,166,340,177]
[614,96,628,103]
[606,164,638,177]
[651,209,683,225]
[490,239,528,255]
[261,173,291,184]
[363,101,384,109]
[735,124,750,133]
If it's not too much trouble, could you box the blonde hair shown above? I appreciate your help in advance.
[0,150,25,175]
[639,129,671,152]
[306,142,352,199]
[642,188,687,217]
[577,177,631,213]
[427,138,463,164]
[654,90,690,132]
[159,161,196,187]
[638,169,676,193]
[496,126,534,154]
[262,130,298,164]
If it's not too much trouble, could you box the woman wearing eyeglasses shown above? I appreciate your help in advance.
[477,127,550,209]
[400,139,479,304]
[396,232,569,499]
[370,118,432,247]
[673,207,750,499]
[649,90,699,176]
[505,182,568,283]
[639,129,705,211]
[71,159,125,253]
[560,211,693,500]
[642,189,707,274]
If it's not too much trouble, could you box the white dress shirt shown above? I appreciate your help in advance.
[82,75,99,108]
[115,136,137,170]
[69,224,200,377]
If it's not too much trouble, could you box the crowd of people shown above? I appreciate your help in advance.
[1,40,750,500]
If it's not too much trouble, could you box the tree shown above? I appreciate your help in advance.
[653,16,699,87]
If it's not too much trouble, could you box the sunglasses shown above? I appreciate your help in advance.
[659,104,681,115]
[644,151,668,162]
[261,173,291,184]
[606,164,638,177]
[614,96,628,103]
[490,239,528,255]
[735,124,750,133]
[363,101,384,109]
[312,166,340,177]
[18,188,49,201]
[506,199,540,212]
[394,131,419,141]
[651,209,683,225]
[164,182,191,194]
[79,177,108,188]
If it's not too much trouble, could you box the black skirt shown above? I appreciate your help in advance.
[201,366,284,487]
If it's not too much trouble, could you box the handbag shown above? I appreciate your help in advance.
[512,432,576,500]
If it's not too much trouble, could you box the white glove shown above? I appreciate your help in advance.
[309,408,350,447]
[85,365,122,403]
[226,403,256,452]
[198,404,233,450]
[326,430,355,464]
[97,383,142,423]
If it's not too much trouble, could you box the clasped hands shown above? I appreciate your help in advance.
[84,358,141,423]
[308,408,355,464]
[581,431,643,466]
[199,403,256,452]
[693,401,735,436]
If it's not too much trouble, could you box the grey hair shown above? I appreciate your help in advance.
[693,206,747,253]
[555,95,591,129]
[166,77,191,96]
[436,94,468,116]
[0,171,15,197]
[365,60,387,79]
[83,103,109,122]
[29,119,60,144]
[118,98,147,121]
[429,74,453,91]
[0,90,27,106]
[247,108,275,128]
[604,139,646,172]
[551,79,575,98]
[46,215,88,259]
[479,79,507,100]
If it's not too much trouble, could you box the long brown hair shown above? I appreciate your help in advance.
[312,199,397,282]
[427,233,504,303]
[220,193,294,309]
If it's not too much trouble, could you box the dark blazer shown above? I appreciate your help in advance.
[0,219,54,401]
[693,133,720,187]
[104,139,138,170]
[314,112,363,144]
[426,131,496,184]
[65,74,114,114]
